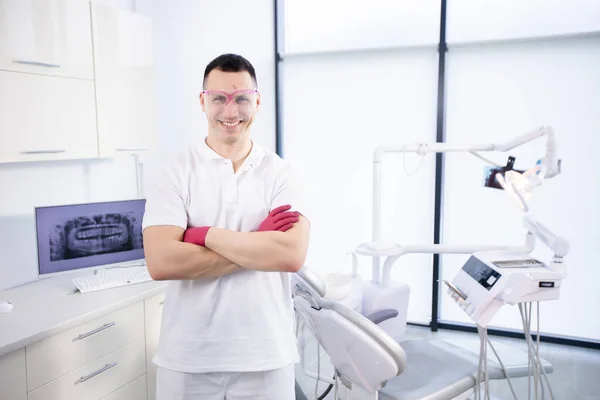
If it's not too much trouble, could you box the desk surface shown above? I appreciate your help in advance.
[0,272,167,357]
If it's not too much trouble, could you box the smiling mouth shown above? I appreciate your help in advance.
[220,120,242,129]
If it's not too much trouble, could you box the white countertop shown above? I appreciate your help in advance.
[0,272,167,357]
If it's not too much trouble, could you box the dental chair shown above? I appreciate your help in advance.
[292,267,553,400]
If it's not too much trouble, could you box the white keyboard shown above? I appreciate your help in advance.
[73,267,153,294]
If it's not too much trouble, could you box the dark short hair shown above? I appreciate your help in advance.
[203,53,257,89]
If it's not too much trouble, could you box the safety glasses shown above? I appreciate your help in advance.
[202,89,259,108]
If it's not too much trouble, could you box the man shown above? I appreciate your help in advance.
[142,53,310,399]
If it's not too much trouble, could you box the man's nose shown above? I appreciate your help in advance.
[223,101,238,116]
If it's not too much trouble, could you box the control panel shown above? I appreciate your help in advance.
[445,251,563,327]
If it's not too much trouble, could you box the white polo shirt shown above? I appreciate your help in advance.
[142,139,308,373]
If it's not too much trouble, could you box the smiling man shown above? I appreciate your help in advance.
[141,53,310,399]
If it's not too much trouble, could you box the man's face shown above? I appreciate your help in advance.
[200,69,260,145]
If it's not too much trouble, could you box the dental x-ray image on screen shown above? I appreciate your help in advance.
[50,212,142,261]
[36,199,146,276]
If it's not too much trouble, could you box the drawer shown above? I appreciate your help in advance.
[144,292,165,400]
[101,374,147,400]
[26,301,144,391]
[0,348,27,400]
[28,338,146,400]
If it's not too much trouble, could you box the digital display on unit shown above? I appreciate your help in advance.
[462,256,502,291]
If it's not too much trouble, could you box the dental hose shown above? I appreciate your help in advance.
[317,377,335,400]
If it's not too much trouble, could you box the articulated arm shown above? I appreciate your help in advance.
[522,214,570,258]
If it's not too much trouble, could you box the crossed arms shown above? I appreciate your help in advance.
[143,208,310,281]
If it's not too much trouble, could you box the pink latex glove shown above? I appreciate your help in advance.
[257,204,300,232]
[182,226,211,246]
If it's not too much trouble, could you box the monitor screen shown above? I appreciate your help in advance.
[35,199,146,276]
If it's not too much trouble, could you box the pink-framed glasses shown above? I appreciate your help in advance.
[202,89,259,107]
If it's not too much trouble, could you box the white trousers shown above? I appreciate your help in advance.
[155,364,295,400]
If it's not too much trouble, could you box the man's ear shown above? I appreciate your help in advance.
[200,92,206,112]
[255,92,261,111]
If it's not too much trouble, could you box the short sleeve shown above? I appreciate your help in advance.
[271,161,312,223]
[142,154,188,231]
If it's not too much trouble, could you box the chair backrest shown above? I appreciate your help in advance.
[293,268,407,393]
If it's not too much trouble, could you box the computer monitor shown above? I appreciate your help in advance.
[35,199,146,277]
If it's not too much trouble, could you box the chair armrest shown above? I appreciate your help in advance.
[365,309,399,325]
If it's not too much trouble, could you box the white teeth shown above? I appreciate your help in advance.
[221,121,239,127]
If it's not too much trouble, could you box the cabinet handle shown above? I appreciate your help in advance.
[159,300,164,305]
[20,149,66,154]
[73,322,116,341]
[75,362,117,384]
[13,59,61,68]
[116,147,149,151]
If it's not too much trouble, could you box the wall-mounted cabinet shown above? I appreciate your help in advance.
[0,71,98,163]
[0,0,94,80]
[91,2,156,159]
[0,0,155,164]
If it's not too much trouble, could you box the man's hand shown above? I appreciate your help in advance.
[143,225,241,281]
[181,205,298,248]
[182,226,211,246]
[257,204,299,232]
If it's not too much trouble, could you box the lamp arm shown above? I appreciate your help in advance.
[493,125,561,178]
[522,213,570,258]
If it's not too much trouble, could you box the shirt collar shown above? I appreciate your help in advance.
[200,137,265,169]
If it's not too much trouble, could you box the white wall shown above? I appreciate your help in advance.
[136,0,276,153]
[0,0,276,291]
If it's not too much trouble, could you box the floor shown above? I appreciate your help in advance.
[294,324,600,400]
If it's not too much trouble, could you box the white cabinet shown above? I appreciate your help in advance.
[27,338,146,400]
[144,292,165,400]
[0,0,156,165]
[91,2,157,159]
[0,70,98,163]
[26,302,145,391]
[0,348,27,400]
[0,0,94,80]
[101,375,147,400]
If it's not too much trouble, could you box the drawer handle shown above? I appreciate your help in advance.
[73,322,116,341]
[116,147,149,151]
[13,59,61,68]
[76,362,117,384]
[20,149,66,154]
[159,300,164,305]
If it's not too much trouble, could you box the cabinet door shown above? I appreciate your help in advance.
[0,71,98,163]
[0,0,94,79]
[91,3,157,159]
[144,292,165,400]
[0,348,27,400]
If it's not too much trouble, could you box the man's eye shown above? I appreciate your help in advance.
[235,96,250,103]
[213,96,226,102]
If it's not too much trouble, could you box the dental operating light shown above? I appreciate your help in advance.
[358,125,563,285]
